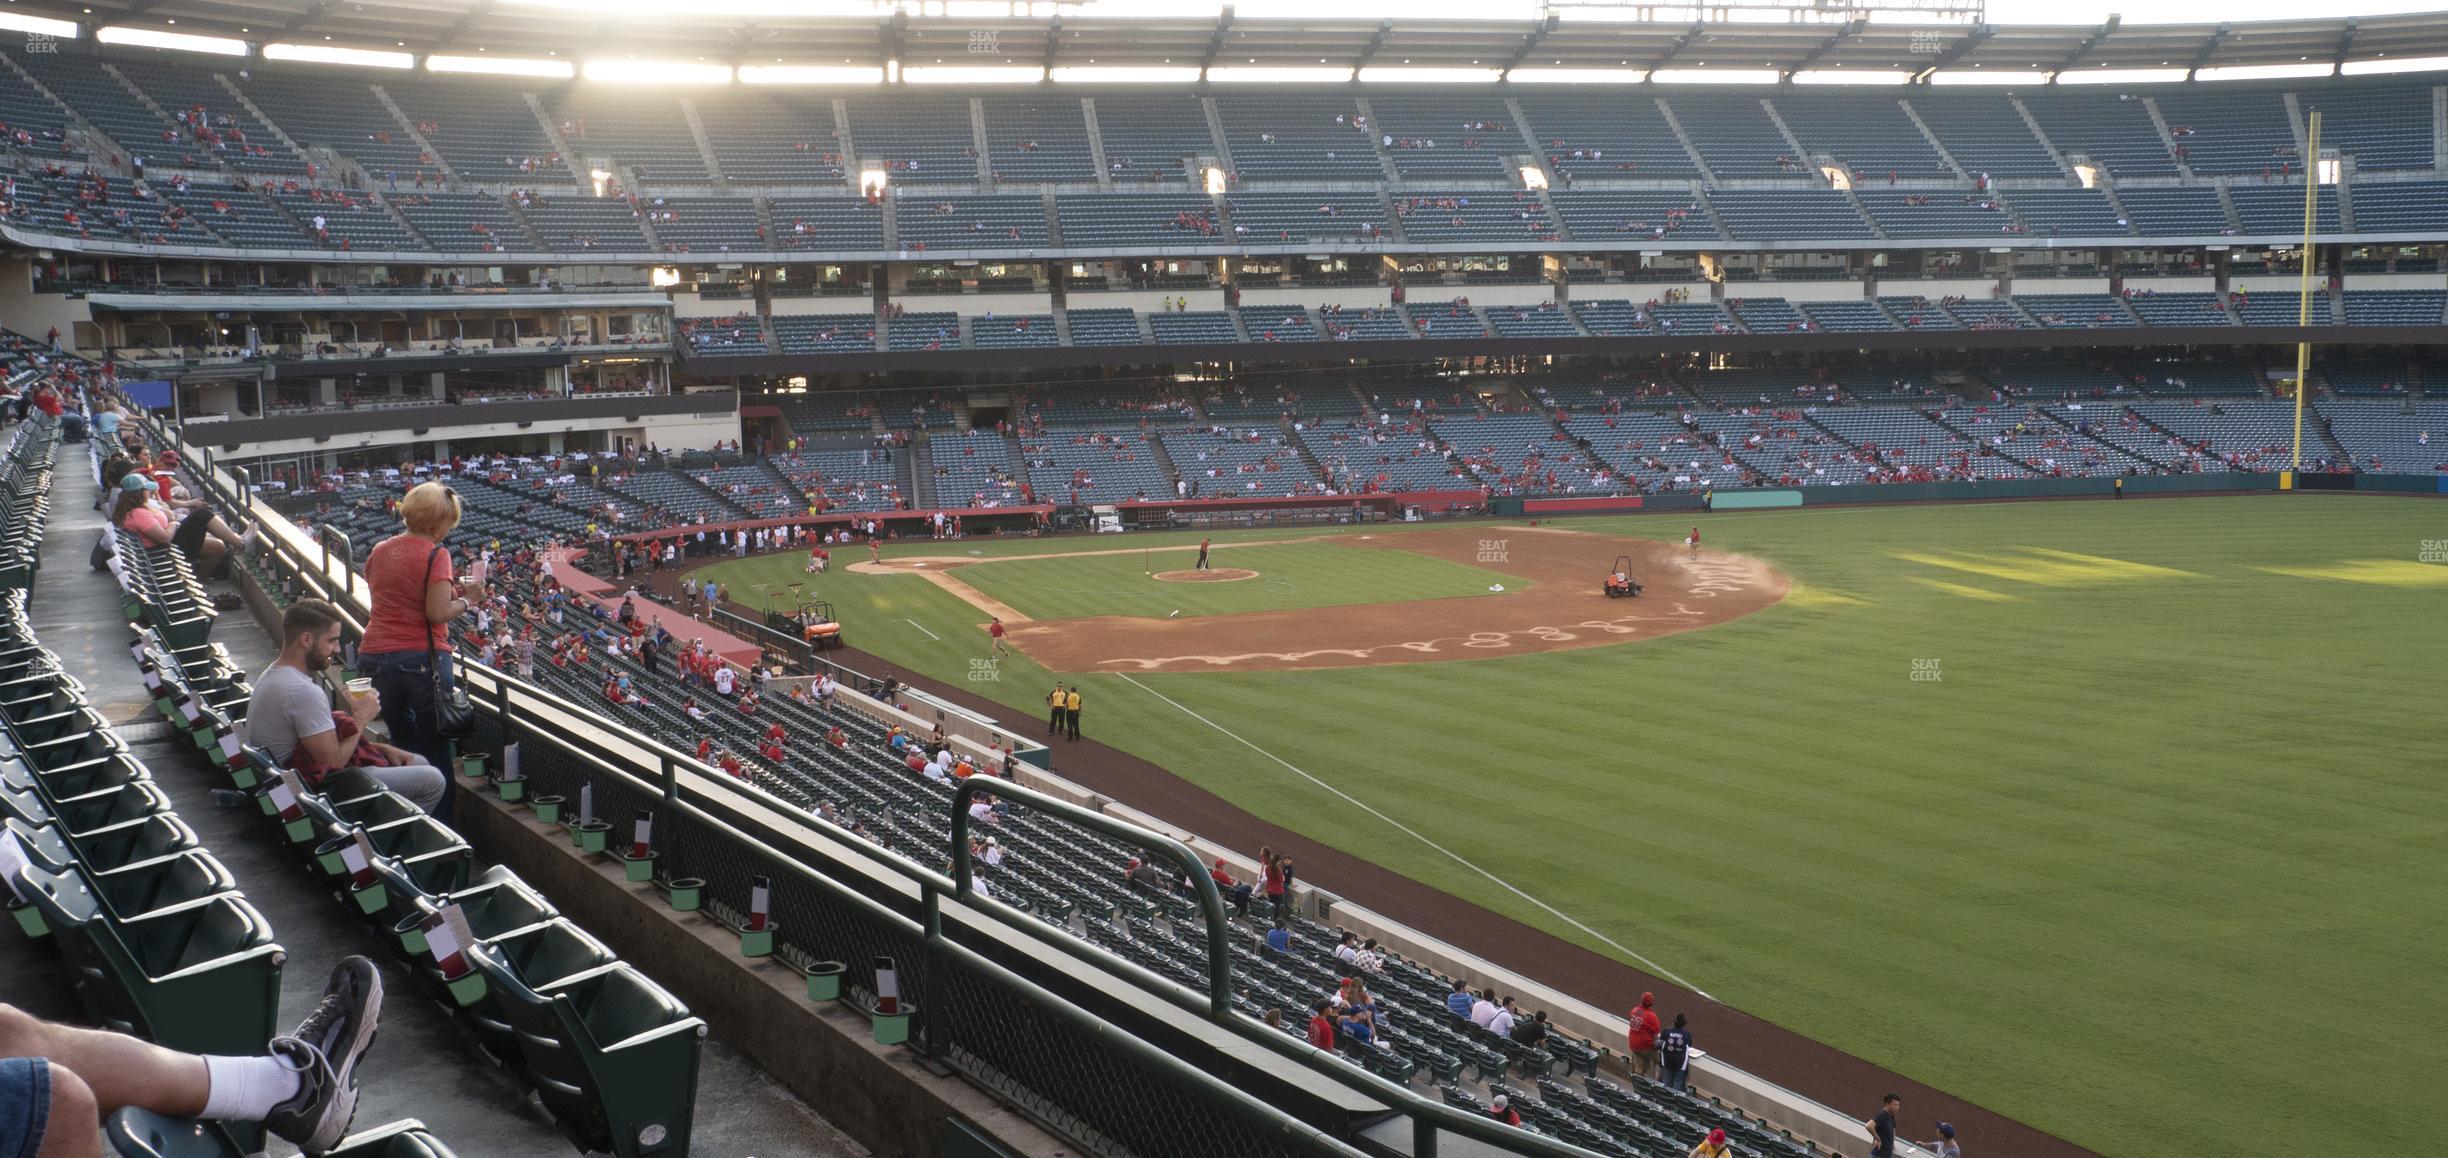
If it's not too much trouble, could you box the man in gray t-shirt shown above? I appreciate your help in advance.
[246,663,337,766]
[249,599,447,815]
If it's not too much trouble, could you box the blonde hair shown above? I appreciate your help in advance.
[399,481,463,538]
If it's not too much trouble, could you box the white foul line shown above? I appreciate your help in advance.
[1113,672,1713,1000]
[902,618,941,641]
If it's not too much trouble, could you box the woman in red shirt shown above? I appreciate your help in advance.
[355,482,487,813]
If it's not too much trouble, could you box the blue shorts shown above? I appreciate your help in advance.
[0,1056,53,1158]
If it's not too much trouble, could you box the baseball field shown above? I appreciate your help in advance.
[694,494,2448,1157]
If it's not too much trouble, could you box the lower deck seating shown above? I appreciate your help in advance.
[1295,421,1467,491]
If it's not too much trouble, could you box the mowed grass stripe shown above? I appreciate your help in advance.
[701,496,2448,1157]
[951,541,1526,621]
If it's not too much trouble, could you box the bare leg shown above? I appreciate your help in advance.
[0,1004,209,1118]
[194,538,229,578]
[202,514,245,553]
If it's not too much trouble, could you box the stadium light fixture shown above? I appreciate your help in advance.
[651,267,682,288]
[2057,67,2187,84]
[265,43,414,69]
[1518,166,1548,191]
[1357,67,1500,84]
[860,168,890,198]
[1506,68,1649,83]
[1208,66,1356,83]
[2073,162,2099,189]
[1202,166,1228,195]
[1792,69,1911,85]
[2342,55,2448,75]
[2196,63,2334,81]
[739,65,885,84]
[429,54,575,78]
[1651,68,1777,84]
[98,26,245,55]
[0,11,78,38]
[904,65,1046,83]
[1050,66,1202,83]
[1928,69,2046,85]
[581,58,734,85]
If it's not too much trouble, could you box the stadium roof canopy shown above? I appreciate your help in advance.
[17,0,2448,80]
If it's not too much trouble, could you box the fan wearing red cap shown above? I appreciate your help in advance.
[1485,1093,1520,1127]
[1627,991,1662,1079]
[1689,1128,1731,1158]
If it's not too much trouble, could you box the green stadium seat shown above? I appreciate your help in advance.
[360,815,474,896]
[446,917,620,1067]
[0,780,174,836]
[9,812,199,872]
[433,866,561,941]
[12,752,152,804]
[19,729,129,775]
[332,791,425,831]
[14,863,285,1056]
[82,850,242,923]
[109,1111,462,1158]
[101,1108,248,1158]
[488,918,621,989]
[5,701,115,749]
[476,953,705,1157]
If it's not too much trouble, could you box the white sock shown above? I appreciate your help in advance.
[201,1053,304,1121]
[0,831,28,904]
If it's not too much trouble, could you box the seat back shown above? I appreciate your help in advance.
[50,781,175,837]
[91,850,238,922]
[447,866,560,940]
[479,954,703,1157]
[490,918,617,989]
[68,812,198,870]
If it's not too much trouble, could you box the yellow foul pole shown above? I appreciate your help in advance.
[2292,109,2323,470]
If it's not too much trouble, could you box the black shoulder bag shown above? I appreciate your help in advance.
[425,543,478,740]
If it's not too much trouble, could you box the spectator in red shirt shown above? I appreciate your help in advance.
[1210,858,1254,916]
[356,482,484,799]
[1487,1094,1521,1127]
[1627,991,1662,1079]
[1305,1001,1336,1051]
[1260,847,1289,920]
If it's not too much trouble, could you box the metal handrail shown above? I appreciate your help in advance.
[950,777,1235,1018]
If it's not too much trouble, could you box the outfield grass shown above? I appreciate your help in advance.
[699,497,2448,1157]
[947,540,1525,621]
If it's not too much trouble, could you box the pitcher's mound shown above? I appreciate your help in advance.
[1155,568,1259,583]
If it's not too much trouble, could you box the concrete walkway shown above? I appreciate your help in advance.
[7,439,864,1157]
